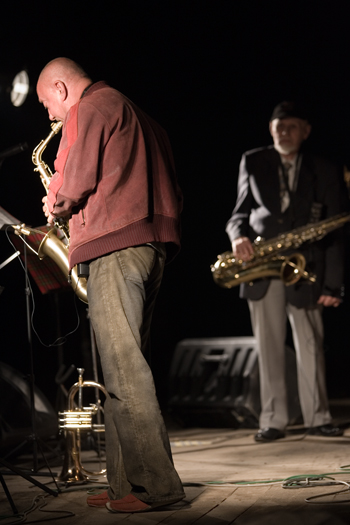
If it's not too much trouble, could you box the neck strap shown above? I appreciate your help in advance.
[80,83,94,99]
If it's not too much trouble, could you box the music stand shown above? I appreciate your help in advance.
[0,206,59,498]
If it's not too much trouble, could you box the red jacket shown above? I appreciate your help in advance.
[47,82,183,269]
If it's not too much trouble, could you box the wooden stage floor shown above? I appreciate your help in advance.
[2,402,350,524]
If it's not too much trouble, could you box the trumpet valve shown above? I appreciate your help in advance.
[59,405,98,430]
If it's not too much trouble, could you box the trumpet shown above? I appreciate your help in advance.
[58,368,108,483]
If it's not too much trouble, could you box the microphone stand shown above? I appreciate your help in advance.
[0,235,59,499]
[24,239,40,472]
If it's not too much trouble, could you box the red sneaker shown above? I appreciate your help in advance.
[106,493,185,513]
[106,494,150,513]
[87,490,110,507]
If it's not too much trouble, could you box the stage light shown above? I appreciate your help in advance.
[0,69,30,108]
[11,70,30,107]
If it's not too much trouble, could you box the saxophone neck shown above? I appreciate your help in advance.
[32,139,45,167]
[32,121,63,165]
[32,121,63,192]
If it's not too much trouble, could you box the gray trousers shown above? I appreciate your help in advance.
[248,279,332,431]
[87,244,184,504]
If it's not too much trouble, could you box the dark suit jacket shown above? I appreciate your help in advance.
[225,146,349,308]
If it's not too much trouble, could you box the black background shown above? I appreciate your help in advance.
[1,1,350,409]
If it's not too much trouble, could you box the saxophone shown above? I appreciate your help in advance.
[211,213,350,289]
[14,122,88,303]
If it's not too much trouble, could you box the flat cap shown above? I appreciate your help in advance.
[270,101,310,122]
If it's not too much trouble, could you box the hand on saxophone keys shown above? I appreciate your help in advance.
[232,236,255,262]
[42,195,55,225]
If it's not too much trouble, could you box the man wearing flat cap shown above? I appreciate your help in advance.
[226,101,348,442]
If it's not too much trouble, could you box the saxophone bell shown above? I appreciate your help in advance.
[280,253,315,285]
[37,228,88,304]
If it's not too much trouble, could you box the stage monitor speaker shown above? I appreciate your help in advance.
[168,337,301,428]
[0,361,58,454]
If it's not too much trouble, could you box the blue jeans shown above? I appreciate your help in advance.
[88,244,184,504]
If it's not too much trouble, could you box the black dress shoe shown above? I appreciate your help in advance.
[254,427,285,442]
[308,424,343,437]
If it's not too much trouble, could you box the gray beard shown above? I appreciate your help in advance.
[274,143,297,156]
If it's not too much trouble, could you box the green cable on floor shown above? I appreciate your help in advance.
[182,468,350,488]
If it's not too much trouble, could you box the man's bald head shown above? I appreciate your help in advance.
[37,57,92,122]
[38,58,90,86]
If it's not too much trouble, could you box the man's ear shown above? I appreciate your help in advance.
[54,80,68,101]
